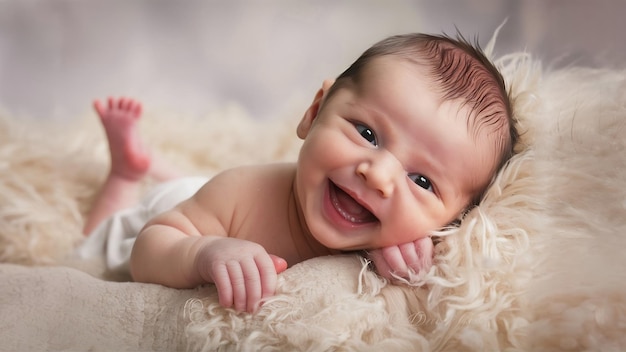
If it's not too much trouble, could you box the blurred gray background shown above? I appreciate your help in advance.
[1,0,625,121]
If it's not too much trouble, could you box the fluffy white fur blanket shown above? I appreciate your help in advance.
[1,49,626,351]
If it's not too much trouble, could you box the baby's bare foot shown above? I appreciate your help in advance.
[94,97,151,181]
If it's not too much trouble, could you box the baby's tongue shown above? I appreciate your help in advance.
[332,184,377,223]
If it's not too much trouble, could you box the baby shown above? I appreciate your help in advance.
[80,33,516,313]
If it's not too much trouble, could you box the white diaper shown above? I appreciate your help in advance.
[75,176,210,273]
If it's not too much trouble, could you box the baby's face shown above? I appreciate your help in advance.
[295,56,497,250]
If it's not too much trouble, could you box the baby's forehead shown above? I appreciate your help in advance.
[359,57,501,142]
[346,54,508,135]
[356,56,482,115]
[371,54,508,148]
[356,56,457,104]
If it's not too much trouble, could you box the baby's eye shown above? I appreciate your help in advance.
[355,124,377,146]
[408,174,433,192]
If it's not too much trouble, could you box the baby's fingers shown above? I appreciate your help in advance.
[399,241,421,273]
[256,255,279,300]
[367,249,393,280]
[213,260,262,313]
[226,260,254,312]
[381,245,409,277]
[240,258,265,313]
[409,237,434,273]
[269,254,288,274]
[212,262,235,309]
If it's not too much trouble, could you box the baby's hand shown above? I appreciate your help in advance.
[195,237,287,313]
[367,236,434,281]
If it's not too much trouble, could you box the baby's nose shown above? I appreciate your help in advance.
[356,153,402,198]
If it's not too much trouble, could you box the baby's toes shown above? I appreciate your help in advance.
[129,100,143,119]
[117,97,130,110]
[93,100,106,118]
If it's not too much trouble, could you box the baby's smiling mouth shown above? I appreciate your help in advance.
[329,181,378,224]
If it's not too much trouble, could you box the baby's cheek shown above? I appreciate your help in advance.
[392,213,436,244]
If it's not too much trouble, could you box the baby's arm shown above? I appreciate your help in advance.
[130,171,285,312]
[367,236,434,281]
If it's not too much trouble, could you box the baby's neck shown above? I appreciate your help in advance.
[286,177,339,261]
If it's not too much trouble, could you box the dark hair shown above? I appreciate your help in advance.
[326,33,517,204]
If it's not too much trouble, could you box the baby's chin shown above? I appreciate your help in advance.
[316,235,375,253]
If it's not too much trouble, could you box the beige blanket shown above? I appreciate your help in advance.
[1,50,626,351]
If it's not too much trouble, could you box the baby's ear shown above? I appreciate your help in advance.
[297,79,335,139]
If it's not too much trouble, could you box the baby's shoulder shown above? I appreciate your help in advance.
[202,163,296,198]
[215,162,296,183]
[192,163,295,209]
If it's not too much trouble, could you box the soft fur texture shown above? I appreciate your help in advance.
[1,47,626,351]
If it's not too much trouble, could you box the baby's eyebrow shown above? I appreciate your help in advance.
[405,142,447,189]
